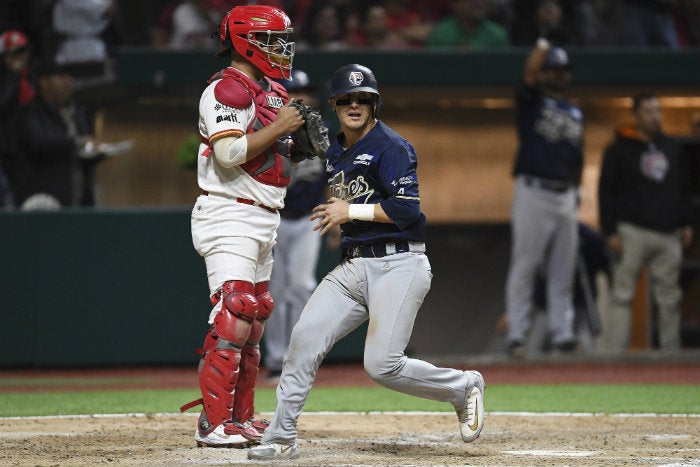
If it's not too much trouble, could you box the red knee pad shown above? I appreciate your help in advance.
[213,280,258,346]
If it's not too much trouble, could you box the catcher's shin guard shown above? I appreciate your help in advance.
[233,282,274,424]
[196,280,259,433]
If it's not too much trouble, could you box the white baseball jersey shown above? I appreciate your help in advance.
[197,69,288,210]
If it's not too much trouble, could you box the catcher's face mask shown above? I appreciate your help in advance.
[218,5,295,79]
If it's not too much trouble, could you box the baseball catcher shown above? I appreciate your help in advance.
[183,4,306,450]
[288,100,329,161]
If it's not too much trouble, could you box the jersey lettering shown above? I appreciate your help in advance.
[534,105,583,145]
[266,95,284,108]
[216,113,239,124]
[328,172,375,203]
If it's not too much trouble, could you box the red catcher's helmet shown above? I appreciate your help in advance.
[218,5,295,80]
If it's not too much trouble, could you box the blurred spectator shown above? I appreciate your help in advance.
[0,30,35,209]
[151,1,180,48]
[673,0,700,46]
[296,3,351,50]
[614,0,680,47]
[413,0,454,22]
[51,0,119,81]
[350,4,410,48]
[167,0,229,50]
[10,59,108,209]
[381,0,434,47]
[427,0,510,48]
[510,0,578,46]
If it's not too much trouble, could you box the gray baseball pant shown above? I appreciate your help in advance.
[262,252,473,444]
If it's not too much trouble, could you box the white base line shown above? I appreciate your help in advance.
[1,411,699,421]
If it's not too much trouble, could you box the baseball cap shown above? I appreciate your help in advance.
[542,47,573,70]
[0,30,29,54]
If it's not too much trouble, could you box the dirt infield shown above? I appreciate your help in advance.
[2,413,699,466]
[1,358,699,466]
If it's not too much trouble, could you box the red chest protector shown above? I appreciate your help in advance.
[209,68,292,187]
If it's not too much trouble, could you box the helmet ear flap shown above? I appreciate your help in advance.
[373,95,382,118]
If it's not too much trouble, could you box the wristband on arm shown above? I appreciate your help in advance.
[348,203,375,221]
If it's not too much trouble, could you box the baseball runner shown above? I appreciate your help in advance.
[505,38,584,357]
[248,64,485,460]
[181,5,306,448]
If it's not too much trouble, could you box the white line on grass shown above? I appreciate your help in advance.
[1,411,699,420]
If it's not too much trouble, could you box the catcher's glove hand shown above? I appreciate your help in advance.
[289,100,330,162]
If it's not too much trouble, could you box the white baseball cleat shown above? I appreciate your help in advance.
[247,442,300,460]
[457,370,485,443]
[195,423,253,448]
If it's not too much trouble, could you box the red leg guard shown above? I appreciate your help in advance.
[233,344,261,423]
[197,280,258,433]
[233,282,274,423]
[198,347,241,434]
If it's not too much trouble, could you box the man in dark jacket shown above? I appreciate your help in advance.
[10,59,98,209]
[598,91,694,353]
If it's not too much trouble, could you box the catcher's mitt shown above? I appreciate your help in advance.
[289,100,330,162]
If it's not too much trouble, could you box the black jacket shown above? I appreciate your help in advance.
[10,94,78,207]
[598,125,693,236]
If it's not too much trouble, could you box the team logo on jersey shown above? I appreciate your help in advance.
[266,95,284,109]
[353,154,374,165]
[392,176,414,186]
[640,144,668,182]
[216,113,239,124]
[328,172,375,203]
[349,72,364,86]
[535,106,583,145]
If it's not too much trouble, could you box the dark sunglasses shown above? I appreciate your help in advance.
[335,96,374,107]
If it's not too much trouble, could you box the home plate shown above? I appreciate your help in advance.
[503,450,598,457]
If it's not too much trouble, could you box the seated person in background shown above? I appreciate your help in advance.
[11,59,105,209]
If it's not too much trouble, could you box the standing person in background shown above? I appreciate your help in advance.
[182,5,306,449]
[598,91,694,353]
[263,68,339,384]
[504,38,584,358]
[248,63,485,460]
[0,30,34,208]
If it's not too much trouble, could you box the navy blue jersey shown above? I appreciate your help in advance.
[282,158,326,218]
[513,82,584,183]
[325,121,426,248]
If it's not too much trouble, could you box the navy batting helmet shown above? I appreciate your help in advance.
[330,64,381,116]
[329,64,380,98]
[279,68,314,92]
[542,47,573,70]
